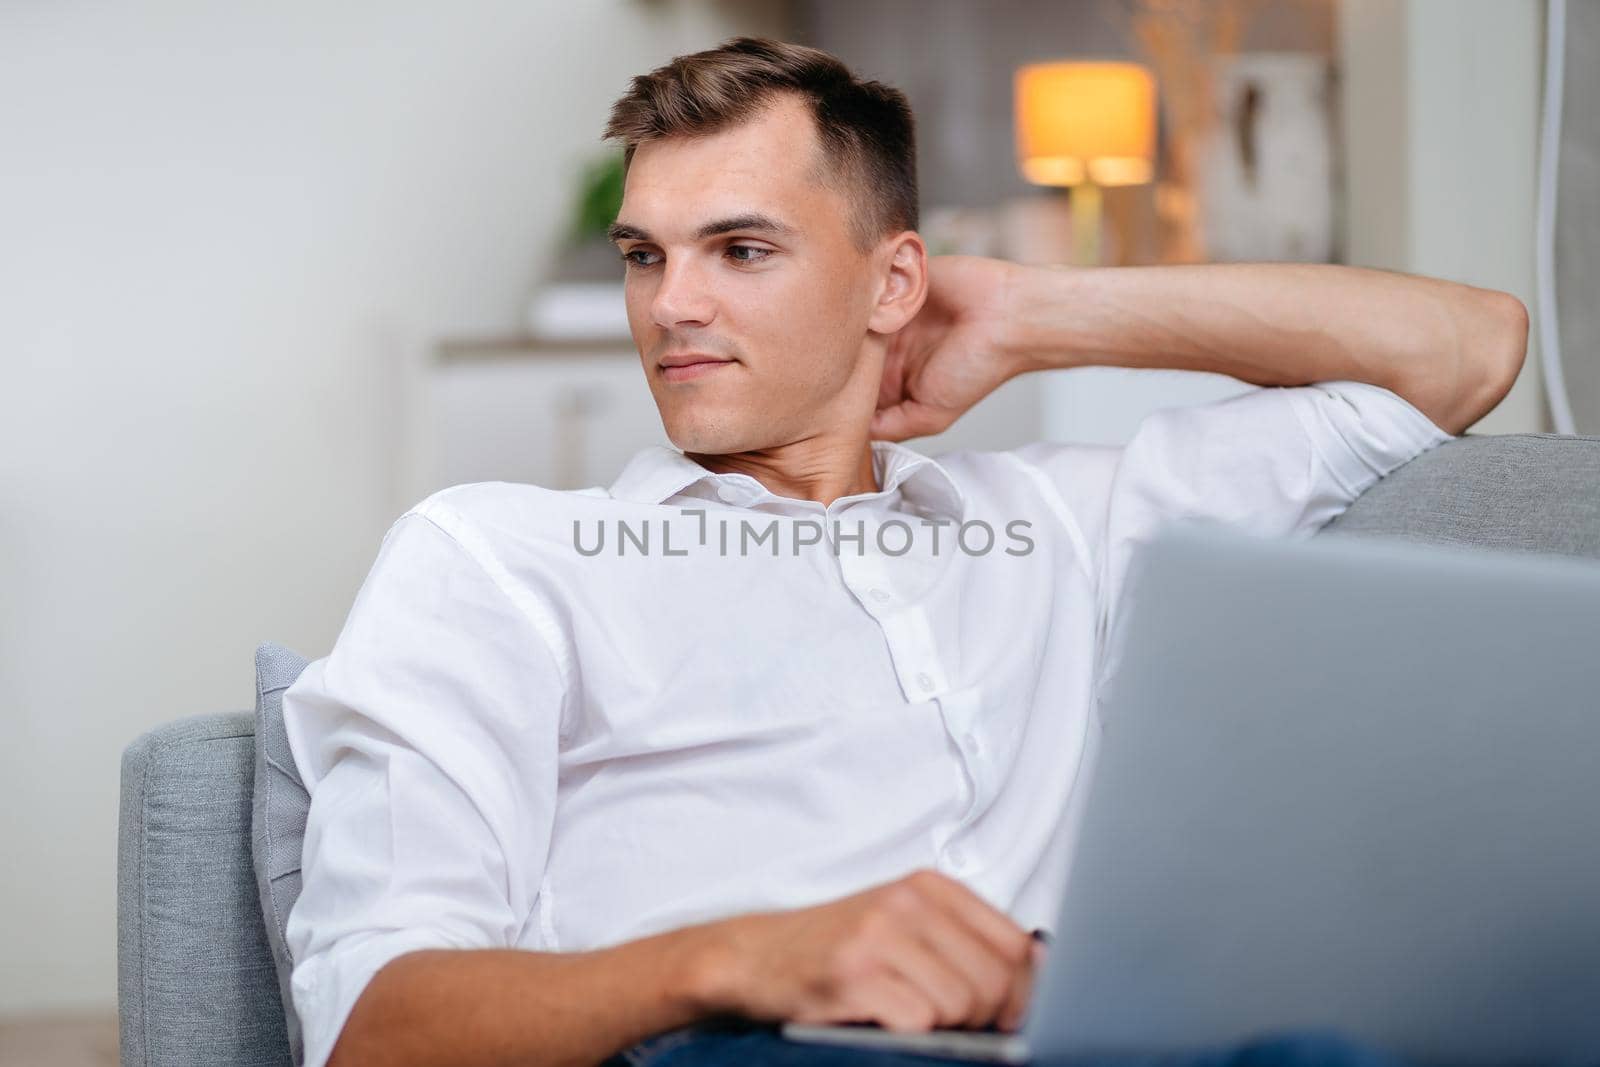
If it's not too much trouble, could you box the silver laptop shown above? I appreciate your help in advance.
[784,524,1600,1065]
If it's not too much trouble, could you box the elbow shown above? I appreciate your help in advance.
[1465,289,1530,426]
[1422,288,1528,436]
[1485,289,1529,390]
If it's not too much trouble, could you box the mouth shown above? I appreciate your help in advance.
[658,353,736,383]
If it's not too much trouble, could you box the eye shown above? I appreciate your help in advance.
[726,244,773,264]
[621,248,660,268]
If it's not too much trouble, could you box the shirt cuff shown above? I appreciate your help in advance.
[1289,380,1455,499]
[292,928,466,1067]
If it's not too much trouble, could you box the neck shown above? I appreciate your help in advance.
[686,432,881,507]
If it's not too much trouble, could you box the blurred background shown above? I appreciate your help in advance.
[2,0,1593,1061]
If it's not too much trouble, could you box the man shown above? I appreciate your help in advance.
[281,36,1527,1067]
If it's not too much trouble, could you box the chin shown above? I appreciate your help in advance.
[660,409,766,455]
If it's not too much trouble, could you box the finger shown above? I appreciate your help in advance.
[869,401,942,442]
[908,911,1014,1028]
[855,968,940,1033]
[793,964,934,1032]
[911,872,1035,971]
[868,405,916,442]
[995,940,1045,1032]
[869,402,920,440]
[878,922,984,1029]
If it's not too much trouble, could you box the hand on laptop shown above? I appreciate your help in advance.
[688,868,1041,1033]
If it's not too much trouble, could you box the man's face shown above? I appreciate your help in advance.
[611,94,885,454]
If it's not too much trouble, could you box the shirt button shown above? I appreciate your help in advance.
[916,672,934,693]
[715,484,742,504]
[869,588,891,603]
[945,844,968,869]
[963,732,983,756]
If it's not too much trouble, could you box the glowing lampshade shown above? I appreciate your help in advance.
[1015,61,1157,187]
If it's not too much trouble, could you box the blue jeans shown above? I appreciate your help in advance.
[602,1017,1415,1067]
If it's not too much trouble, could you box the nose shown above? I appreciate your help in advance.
[649,255,715,330]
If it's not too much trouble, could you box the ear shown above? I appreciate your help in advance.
[867,231,928,335]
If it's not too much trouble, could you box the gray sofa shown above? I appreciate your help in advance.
[116,433,1600,1067]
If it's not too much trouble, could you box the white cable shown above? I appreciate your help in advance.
[1537,0,1576,434]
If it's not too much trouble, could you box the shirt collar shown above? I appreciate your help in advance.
[607,440,968,522]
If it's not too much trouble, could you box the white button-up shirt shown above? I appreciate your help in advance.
[282,380,1451,1067]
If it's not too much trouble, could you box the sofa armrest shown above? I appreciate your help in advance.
[118,711,292,1067]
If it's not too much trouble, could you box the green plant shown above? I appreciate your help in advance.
[571,151,626,245]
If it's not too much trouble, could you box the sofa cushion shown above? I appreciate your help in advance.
[1323,433,1600,558]
[252,643,312,1067]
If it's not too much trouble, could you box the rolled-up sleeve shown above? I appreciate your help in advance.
[280,500,568,1067]
[1093,379,1452,683]
[1108,379,1451,543]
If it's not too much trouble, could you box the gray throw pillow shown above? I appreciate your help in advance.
[252,643,312,1067]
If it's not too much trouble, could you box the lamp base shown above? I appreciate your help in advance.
[1071,181,1103,266]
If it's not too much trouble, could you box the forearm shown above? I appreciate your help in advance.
[326,924,732,1067]
[1001,262,1528,435]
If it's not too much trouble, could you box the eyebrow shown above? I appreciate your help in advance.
[607,213,797,245]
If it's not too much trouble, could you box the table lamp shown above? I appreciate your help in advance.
[1014,61,1157,265]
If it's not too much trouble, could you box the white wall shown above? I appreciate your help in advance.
[0,0,783,1016]
[1340,0,1549,434]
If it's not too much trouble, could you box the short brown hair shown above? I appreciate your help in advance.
[603,36,918,250]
